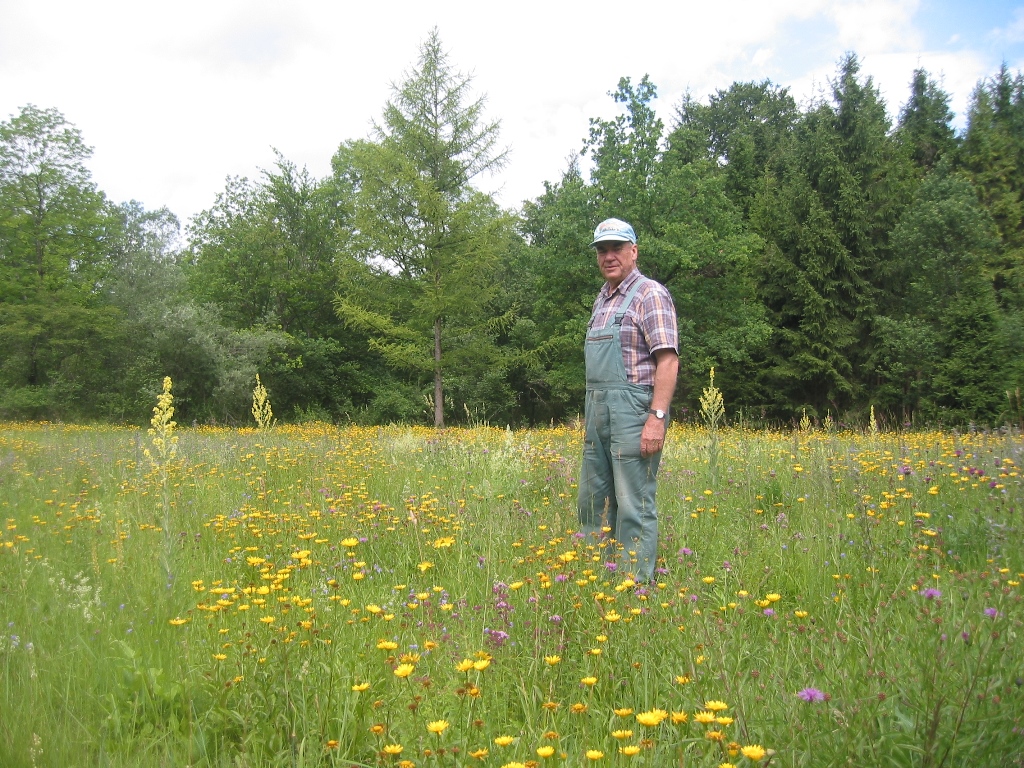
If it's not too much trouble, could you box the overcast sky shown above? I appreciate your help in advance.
[2,0,1022,225]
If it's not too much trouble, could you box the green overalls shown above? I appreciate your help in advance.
[577,276,663,582]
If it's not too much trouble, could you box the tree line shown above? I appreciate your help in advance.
[2,31,1022,428]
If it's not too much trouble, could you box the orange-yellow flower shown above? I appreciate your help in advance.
[636,709,668,727]
[741,745,767,761]
[427,720,449,735]
[393,664,415,678]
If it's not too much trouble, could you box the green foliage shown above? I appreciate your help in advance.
[333,28,514,427]
[750,54,915,417]
[896,68,958,172]
[872,166,1006,422]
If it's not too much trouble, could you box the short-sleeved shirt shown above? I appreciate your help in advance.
[589,268,679,386]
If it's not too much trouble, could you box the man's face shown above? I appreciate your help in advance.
[595,240,638,288]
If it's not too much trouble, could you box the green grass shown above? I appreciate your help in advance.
[0,421,1022,767]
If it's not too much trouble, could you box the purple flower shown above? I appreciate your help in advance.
[921,588,942,599]
[680,547,693,556]
[796,687,826,702]
[484,628,509,648]
[763,608,775,617]
[549,615,563,625]
[984,607,998,618]
[555,574,569,582]
[604,562,618,572]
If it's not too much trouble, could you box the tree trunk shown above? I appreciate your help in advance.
[434,316,444,427]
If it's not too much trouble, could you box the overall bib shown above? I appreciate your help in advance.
[578,276,663,582]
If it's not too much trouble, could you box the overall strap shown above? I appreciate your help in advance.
[607,276,648,329]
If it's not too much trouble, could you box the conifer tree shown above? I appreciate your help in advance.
[333,29,512,427]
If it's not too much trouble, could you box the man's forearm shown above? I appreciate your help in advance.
[650,349,679,413]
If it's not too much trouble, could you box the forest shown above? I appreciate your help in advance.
[2,32,1022,429]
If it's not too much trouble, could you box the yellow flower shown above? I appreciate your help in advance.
[500,763,525,768]
[400,652,421,663]
[604,610,621,622]
[586,750,605,760]
[469,748,488,759]
[702,576,716,584]
[581,676,598,686]
[473,659,491,671]
[393,663,415,678]
[706,730,726,741]
[741,745,767,761]
[716,716,734,725]
[383,744,403,755]
[705,700,729,711]
[377,639,398,650]
[341,537,359,547]
[794,610,808,618]
[765,593,781,602]
[545,655,561,665]
[494,735,515,746]
[571,703,589,713]
[620,745,641,756]
[694,711,716,724]
[611,730,633,740]
[636,709,668,726]
[614,708,634,717]
[169,617,188,626]
[457,658,475,672]
[427,720,449,735]
[213,653,227,661]
[351,682,370,692]
[260,616,275,624]
[537,745,555,757]
[675,675,691,684]
[418,561,433,572]
[671,711,688,724]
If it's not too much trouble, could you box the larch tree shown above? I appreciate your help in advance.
[333,28,511,427]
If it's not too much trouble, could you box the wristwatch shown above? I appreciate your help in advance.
[649,409,666,420]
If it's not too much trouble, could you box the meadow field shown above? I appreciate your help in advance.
[1,413,1022,766]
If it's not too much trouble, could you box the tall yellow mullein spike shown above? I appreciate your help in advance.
[252,374,273,431]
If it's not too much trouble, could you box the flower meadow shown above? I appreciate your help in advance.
[1,415,1022,767]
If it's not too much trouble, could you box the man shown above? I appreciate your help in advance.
[578,218,679,584]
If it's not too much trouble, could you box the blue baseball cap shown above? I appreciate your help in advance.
[591,218,637,246]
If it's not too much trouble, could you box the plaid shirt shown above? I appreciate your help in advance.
[589,269,679,386]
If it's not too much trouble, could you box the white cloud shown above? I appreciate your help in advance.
[0,0,1017,220]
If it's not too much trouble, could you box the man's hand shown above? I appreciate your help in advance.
[641,415,667,457]
[640,348,678,457]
